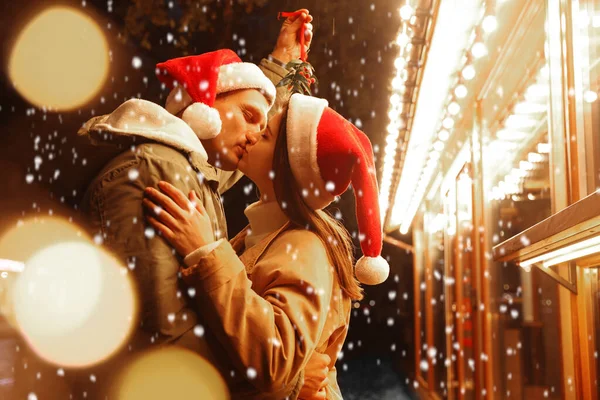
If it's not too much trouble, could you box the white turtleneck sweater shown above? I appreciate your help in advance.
[184,201,289,267]
[242,201,289,249]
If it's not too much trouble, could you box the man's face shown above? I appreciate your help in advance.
[201,89,269,171]
[237,110,284,196]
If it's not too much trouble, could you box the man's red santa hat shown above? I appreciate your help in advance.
[156,49,276,139]
[286,93,390,285]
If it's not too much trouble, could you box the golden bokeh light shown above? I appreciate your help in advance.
[110,348,230,400]
[0,217,88,262]
[0,217,136,367]
[8,7,109,111]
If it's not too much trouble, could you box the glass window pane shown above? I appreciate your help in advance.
[573,0,600,191]
[425,201,448,397]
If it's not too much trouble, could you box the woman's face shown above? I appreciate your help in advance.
[238,110,285,200]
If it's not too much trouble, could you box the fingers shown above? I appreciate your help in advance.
[287,10,312,28]
[305,24,313,44]
[189,191,206,215]
[288,9,309,22]
[146,215,174,239]
[158,181,192,211]
[143,198,178,229]
[144,187,187,220]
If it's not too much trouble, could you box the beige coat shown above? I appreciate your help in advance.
[181,223,352,400]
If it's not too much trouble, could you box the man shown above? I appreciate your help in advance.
[74,10,329,400]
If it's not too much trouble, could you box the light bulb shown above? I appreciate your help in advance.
[439,130,450,141]
[399,5,414,21]
[454,84,468,99]
[482,15,498,33]
[584,90,598,103]
[396,33,410,47]
[471,42,488,58]
[448,102,460,115]
[394,57,406,70]
[442,117,455,129]
[462,65,476,80]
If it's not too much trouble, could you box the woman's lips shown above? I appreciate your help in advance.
[233,145,244,159]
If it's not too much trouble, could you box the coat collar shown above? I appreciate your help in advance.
[231,222,293,269]
[78,98,208,160]
[79,99,220,188]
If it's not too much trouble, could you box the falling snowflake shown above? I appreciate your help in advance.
[144,227,155,239]
[246,367,257,380]
[193,325,205,337]
[128,168,139,181]
[132,56,142,69]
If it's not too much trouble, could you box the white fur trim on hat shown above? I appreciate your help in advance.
[181,102,222,140]
[355,255,389,285]
[217,62,276,107]
[165,87,194,116]
[287,94,334,210]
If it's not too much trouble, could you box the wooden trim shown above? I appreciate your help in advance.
[413,217,427,387]
[492,191,600,262]
[473,101,495,400]
[575,268,598,400]
[425,224,435,389]
[383,235,414,253]
[562,0,582,204]
[443,191,456,400]
[569,0,596,198]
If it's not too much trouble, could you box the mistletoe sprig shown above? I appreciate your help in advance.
[277,59,318,96]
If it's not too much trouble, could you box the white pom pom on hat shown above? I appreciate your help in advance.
[181,102,222,140]
[355,255,390,286]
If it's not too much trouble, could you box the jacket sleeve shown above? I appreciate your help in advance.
[259,57,292,115]
[214,57,292,195]
[180,230,334,393]
[82,155,202,345]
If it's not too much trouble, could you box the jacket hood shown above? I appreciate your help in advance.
[78,99,208,161]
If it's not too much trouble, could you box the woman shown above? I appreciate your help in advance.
[143,93,389,399]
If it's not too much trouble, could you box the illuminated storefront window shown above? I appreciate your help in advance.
[483,2,563,398]
[572,1,600,192]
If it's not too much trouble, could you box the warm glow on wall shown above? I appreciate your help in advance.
[8,7,109,111]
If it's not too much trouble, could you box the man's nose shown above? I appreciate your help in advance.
[246,131,260,145]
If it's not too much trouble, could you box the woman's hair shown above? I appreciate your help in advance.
[272,108,364,301]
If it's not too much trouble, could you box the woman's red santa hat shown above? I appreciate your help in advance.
[286,93,390,285]
[156,49,276,139]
